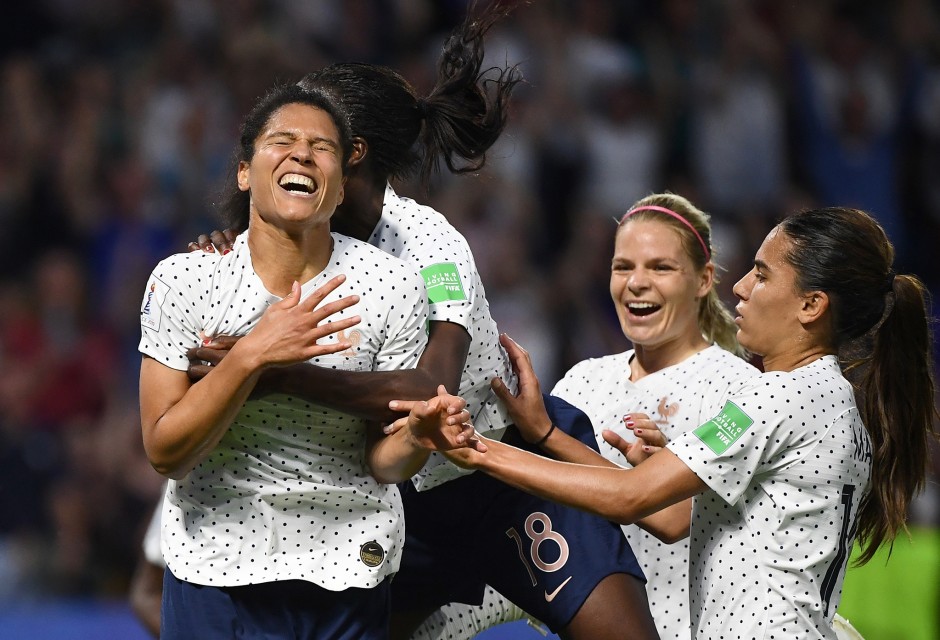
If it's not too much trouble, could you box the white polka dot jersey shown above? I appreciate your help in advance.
[668,355,872,639]
[138,232,428,590]
[551,345,759,640]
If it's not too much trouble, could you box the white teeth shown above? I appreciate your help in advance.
[628,302,657,309]
[278,173,315,191]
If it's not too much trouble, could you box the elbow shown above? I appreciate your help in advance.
[145,442,191,481]
[143,427,193,480]
[149,457,190,481]
[370,470,406,485]
[368,462,416,485]
[607,493,647,526]
[657,525,691,545]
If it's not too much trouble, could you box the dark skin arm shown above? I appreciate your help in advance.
[189,318,470,424]
[186,229,471,422]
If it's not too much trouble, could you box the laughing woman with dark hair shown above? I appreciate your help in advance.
[139,82,475,640]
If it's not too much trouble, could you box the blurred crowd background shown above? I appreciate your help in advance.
[0,0,938,627]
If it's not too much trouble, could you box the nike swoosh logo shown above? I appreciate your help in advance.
[544,576,573,602]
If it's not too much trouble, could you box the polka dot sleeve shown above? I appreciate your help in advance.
[373,265,429,373]
[668,373,800,505]
[138,253,212,371]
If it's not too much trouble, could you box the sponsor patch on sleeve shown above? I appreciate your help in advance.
[420,263,466,304]
[140,276,167,332]
[693,400,754,455]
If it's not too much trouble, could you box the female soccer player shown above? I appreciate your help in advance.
[416,192,759,639]
[138,83,475,639]
[442,206,938,639]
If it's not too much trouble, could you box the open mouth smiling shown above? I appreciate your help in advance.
[627,302,661,317]
[278,173,317,195]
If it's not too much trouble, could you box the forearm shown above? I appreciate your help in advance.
[474,439,653,524]
[636,499,692,543]
[255,321,468,422]
[260,364,438,423]
[539,428,620,468]
[366,427,431,484]
[142,351,261,479]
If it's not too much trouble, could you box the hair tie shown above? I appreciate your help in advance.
[621,205,711,261]
[885,270,896,293]
[415,98,430,120]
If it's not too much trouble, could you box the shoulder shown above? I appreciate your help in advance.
[693,346,761,380]
[333,233,416,268]
[561,350,634,382]
[721,362,835,411]
[331,233,424,290]
[149,250,221,287]
[382,189,467,243]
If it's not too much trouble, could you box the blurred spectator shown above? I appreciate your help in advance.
[788,4,916,261]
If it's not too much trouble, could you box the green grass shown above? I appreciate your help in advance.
[837,526,940,640]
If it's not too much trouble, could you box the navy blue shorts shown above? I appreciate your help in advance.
[162,567,390,639]
[392,395,644,633]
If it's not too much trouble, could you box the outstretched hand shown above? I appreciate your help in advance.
[490,333,554,445]
[387,385,487,453]
[602,413,668,466]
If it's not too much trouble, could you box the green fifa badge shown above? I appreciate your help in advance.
[421,263,466,303]
[694,401,754,455]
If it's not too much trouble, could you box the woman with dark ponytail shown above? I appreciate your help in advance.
[189,3,660,640]
[774,207,937,567]
[447,206,938,639]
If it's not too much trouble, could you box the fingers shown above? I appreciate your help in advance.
[387,398,424,415]
[186,363,213,383]
[212,229,236,254]
[490,376,515,401]
[498,333,539,390]
[309,315,360,343]
[499,332,526,357]
[624,414,667,448]
[298,275,348,311]
[602,428,629,452]
[466,435,488,453]
[308,294,360,324]
[195,233,214,253]
[633,428,667,448]
[383,416,409,435]
[270,280,303,310]
[189,346,227,366]
[202,335,241,350]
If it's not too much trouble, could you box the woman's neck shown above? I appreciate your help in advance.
[630,333,710,382]
[760,345,835,372]
[247,220,333,297]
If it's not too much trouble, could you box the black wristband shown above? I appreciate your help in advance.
[534,423,556,447]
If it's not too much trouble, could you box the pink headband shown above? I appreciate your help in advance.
[620,205,711,261]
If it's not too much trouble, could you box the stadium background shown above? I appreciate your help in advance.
[0,1,937,638]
